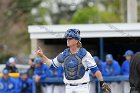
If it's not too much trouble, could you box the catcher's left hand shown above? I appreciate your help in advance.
[100,81,111,93]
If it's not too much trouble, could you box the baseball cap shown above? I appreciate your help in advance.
[2,69,9,74]
[9,57,16,64]
[19,70,27,76]
[34,57,43,64]
[124,50,134,57]
[106,54,113,62]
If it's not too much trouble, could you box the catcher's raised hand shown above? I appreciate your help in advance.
[35,47,44,57]
[100,81,111,93]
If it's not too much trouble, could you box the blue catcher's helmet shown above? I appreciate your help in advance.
[124,50,134,57]
[34,57,43,64]
[64,29,81,41]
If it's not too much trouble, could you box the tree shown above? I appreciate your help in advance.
[71,6,122,24]
[0,0,42,63]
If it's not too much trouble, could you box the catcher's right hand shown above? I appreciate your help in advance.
[35,47,44,57]
[100,81,111,93]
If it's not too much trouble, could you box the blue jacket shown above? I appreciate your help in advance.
[89,61,104,77]
[97,61,105,73]
[102,60,121,76]
[49,66,64,77]
[34,63,52,81]
[16,78,32,93]
[0,76,16,93]
[121,60,130,75]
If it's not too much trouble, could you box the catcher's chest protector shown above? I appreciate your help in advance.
[63,48,87,80]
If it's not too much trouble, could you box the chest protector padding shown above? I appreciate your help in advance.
[63,48,87,80]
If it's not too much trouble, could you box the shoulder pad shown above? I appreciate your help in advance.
[77,48,87,59]
[57,53,64,63]
[63,48,70,59]
[57,48,69,63]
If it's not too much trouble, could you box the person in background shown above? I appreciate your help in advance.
[102,54,121,76]
[27,56,42,93]
[121,50,134,93]
[27,57,35,79]
[4,57,18,73]
[93,56,104,73]
[50,66,65,93]
[102,54,121,93]
[121,50,134,75]
[34,57,52,93]
[0,69,16,93]
[16,71,32,93]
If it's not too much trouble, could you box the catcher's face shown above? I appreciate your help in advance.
[67,38,78,47]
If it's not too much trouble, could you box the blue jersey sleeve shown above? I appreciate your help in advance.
[15,78,21,93]
[40,64,51,79]
[102,67,112,76]
[90,66,99,74]
[51,53,63,68]
[121,60,130,75]
[112,61,121,76]
[57,66,64,77]
[28,79,33,93]
[10,78,17,93]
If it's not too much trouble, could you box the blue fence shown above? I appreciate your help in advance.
[32,75,129,93]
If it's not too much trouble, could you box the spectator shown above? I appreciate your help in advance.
[102,54,121,76]
[121,50,134,93]
[121,50,134,75]
[93,56,104,73]
[34,57,52,93]
[102,54,122,93]
[27,57,42,93]
[16,70,32,93]
[50,66,65,93]
[27,58,35,79]
[4,57,18,73]
[0,69,16,93]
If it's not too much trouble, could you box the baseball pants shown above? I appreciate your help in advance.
[66,83,90,93]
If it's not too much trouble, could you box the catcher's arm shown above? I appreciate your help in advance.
[35,47,52,66]
[95,70,111,93]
